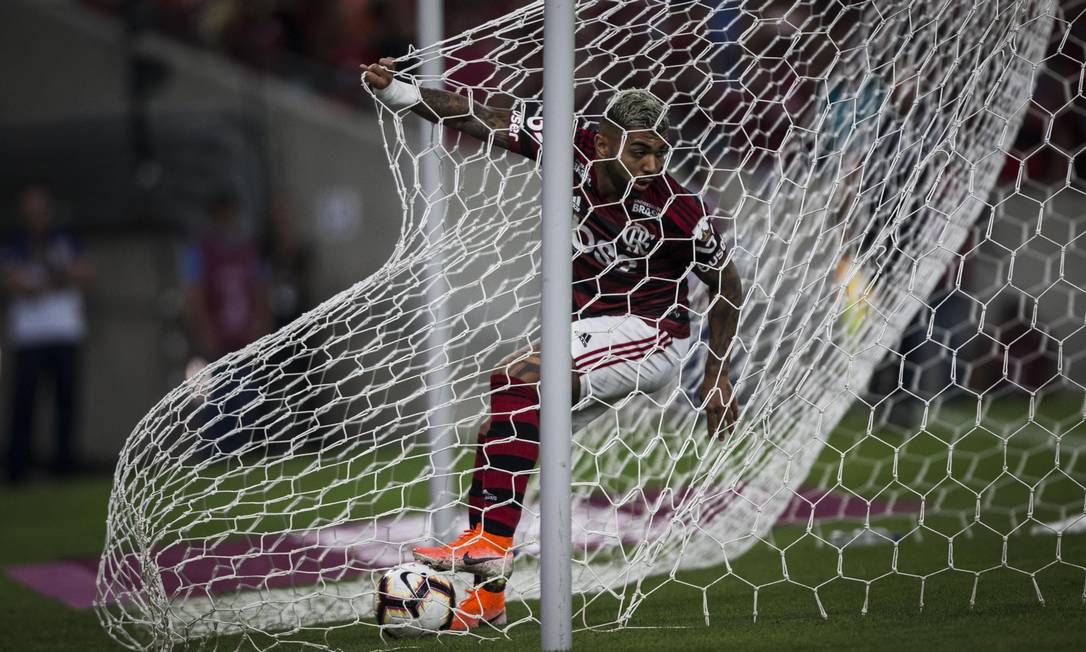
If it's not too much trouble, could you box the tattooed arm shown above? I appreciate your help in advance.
[362,57,517,152]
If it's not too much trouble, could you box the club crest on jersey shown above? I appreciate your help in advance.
[621,223,656,256]
[574,223,657,272]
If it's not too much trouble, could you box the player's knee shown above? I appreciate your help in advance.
[505,355,541,384]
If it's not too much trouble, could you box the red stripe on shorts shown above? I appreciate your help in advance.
[573,333,666,366]
[575,334,672,371]
[587,339,673,372]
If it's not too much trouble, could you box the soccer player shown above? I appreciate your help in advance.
[363,58,743,631]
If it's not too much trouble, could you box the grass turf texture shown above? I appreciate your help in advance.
[2,396,1085,651]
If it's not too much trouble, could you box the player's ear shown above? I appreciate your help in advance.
[594,131,612,159]
[596,120,622,158]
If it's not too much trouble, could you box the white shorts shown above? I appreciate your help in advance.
[570,315,693,432]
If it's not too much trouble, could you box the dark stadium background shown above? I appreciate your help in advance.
[1,1,1085,650]
[0,0,525,475]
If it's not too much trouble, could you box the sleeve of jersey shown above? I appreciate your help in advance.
[676,196,728,272]
[507,99,544,160]
[507,99,595,162]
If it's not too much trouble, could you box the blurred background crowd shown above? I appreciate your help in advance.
[79,0,523,104]
[0,0,1083,486]
[1,0,524,484]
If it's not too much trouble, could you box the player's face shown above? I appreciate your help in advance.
[607,130,670,196]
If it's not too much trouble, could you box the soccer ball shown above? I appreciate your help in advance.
[374,562,456,637]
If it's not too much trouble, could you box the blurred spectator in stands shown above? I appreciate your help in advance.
[262,198,313,329]
[202,0,290,72]
[181,190,272,366]
[79,0,530,106]
[2,184,94,484]
[322,0,414,102]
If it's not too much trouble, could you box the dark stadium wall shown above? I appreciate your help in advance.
[0,0,404,464]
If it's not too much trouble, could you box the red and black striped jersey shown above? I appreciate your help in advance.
[508,104,726,339]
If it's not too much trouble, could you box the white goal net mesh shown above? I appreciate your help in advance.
[97,0,1086,649]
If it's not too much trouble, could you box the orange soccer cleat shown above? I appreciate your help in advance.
[448,581,508,632]
[412,525,514,579]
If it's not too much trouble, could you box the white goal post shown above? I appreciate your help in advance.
[539,1,576,649]
[95,1,1086,650]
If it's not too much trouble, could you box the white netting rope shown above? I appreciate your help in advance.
[96,1,1085,649]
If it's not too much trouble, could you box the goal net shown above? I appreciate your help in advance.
[97,0,1084,649]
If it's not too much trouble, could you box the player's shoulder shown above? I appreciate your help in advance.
[664,174,701,199]
[652,175,706,228]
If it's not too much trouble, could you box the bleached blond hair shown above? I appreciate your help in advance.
[604,89,670,133]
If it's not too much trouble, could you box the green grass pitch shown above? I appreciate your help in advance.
[2,399,1085,651]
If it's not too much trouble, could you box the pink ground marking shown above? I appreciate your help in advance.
[6,560,100,609]
[777,488,920,524]
[6,488,918,609]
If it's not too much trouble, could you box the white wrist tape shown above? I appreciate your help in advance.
[373,78,422,111]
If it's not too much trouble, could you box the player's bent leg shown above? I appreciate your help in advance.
[472,368,535,574]
[471,316,687,563]
[418,320,665,578]
[414,418,496,571]
[415,361,534,577]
